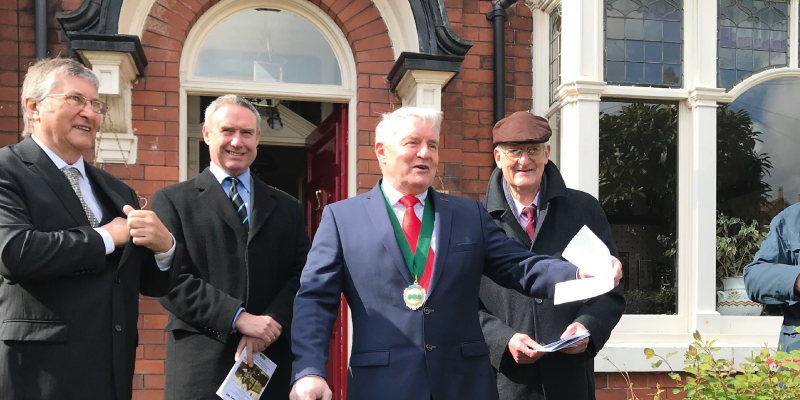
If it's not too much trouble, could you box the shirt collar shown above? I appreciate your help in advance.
[31,134,86,177]
[209,162,251,194]
[381,180,428,206]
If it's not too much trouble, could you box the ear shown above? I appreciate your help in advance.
[375,141,387,166]
[23,97,41,122]
[202,124,212,145]
[544,144,551,161]
[493,147,503,168]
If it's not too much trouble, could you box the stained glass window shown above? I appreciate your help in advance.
[194,8,342,85]
[550,6,562,104]
[718,0,789,89]
[599,101,679,314]
[605,0,683,87]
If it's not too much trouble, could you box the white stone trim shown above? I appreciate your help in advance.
[395,70,455,110]
[720,68,800,102]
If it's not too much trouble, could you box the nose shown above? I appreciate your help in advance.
[229,133,243,147]
[417,145,429,159]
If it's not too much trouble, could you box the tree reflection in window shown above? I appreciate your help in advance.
[605,0,683,87]
[718,0,788,89]
[599,101,678,314]
[717,77,800,315]
[550,6,561,104]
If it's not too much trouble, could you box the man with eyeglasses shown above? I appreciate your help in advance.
[0,57,180,400]
[479,111,626,400]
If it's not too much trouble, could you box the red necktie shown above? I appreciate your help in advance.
[521,205,537,241]
[398,195,433,290]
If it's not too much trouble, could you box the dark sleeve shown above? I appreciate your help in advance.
[291,205,344,384]
[0,164,106,283]
[478,296,517,369]
[744,208,800,305]
[134,185,181,298]
[479,200,578,299]
[572,201,626,354]
[262,199,311,330]
[153,189,243,343]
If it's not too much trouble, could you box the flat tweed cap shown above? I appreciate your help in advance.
[492,111,552,145]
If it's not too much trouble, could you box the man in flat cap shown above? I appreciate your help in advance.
[479,111,626,400]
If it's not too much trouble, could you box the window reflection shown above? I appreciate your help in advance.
[195,8,342,85]
[718,0,788,89]
[599,101,678,314]
[550,6,561,104]
[605,0,683,87]
[717,77,800,315]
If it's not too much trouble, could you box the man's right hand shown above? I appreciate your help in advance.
[578,256,623,287]
[102,217,130,247]
[507,333,544,364]
[235,335,267,367]
[290,376,332,400]
[234,312,282,346]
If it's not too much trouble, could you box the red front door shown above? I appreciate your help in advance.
[305,104,348,399]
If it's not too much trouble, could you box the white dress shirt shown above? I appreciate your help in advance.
[380,181,439,257]
[31,135,174,270]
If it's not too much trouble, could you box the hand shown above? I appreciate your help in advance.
[290,376,332,400]
[578,256,623,288]
[507,333,544,364]
[123,205,174,253]
[558,322,590,354]
[101,217,130,247]
[236,335,267,367]
[234,312,282,346]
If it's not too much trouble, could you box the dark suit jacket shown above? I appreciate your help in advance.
[479,164,626,400]
[154,167,310,400]
[291,182,579,400]
[0,136,178,400]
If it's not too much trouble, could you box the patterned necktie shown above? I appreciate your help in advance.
[61,167,99,227]
[521,205,537,241]
[398,195,434,289]
[226,177,249,230]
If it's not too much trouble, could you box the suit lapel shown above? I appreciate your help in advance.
[18,137,88,227]
[83,164,138,270]
[247,176,275,243]
[196,168,248,237]
[427,189,451,297]
[365,183,413,285]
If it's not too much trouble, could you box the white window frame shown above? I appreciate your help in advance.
[529,0,800,372]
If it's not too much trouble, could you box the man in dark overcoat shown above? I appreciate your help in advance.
[479,111,626,400]
[153,95,310,400]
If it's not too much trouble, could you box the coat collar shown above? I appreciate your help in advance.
[483,161,568,215]
[196,168,249,238]
[364,181,451,295]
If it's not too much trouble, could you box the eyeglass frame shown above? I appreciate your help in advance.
[498,143,548,161]
[46,92,108,115]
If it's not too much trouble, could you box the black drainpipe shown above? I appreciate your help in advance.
[486,0,519,124]
[35,0,47,59]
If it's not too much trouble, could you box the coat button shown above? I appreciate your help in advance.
[115,277,121,284]
[114,324,122,332]
[535,298,543,305]
[425,344,435,351]
[423,307,433,314]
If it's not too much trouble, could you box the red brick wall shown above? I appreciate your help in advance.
[595,372,684,400]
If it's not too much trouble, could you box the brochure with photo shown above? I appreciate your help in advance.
[216,347,277,400]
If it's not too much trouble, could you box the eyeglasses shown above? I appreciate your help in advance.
[501,145,546,160]
[47,93,108,115]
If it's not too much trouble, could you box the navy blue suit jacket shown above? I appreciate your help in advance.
[291,183,578,400]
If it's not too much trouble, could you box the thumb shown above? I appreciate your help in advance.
[122,204,135,216]
[561,324,577,339]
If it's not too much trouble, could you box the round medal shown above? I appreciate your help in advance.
[403,284,426,310]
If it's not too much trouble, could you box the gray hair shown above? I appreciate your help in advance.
[20,57,100,137]
[203,95,261,132]
[374,107,443,145]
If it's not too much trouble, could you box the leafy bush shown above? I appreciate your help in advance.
[716,213,768,279]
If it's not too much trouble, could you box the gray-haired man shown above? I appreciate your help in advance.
[0,57,179,400]
[153,95,310,400]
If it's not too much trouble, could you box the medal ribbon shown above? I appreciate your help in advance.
[381,187,434,287]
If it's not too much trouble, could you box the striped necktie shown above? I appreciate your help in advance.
[226,177,249,230]
[61,166,99,227]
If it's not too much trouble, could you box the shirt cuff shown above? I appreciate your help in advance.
[94,227,115,255]
[154,233,176,271]
[231,307,246,333]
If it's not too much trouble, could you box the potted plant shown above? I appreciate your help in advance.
[715,213,768,316]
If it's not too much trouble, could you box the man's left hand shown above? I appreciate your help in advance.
[558,322,589,354]
[578,256,623,288]
[123,205,174,253]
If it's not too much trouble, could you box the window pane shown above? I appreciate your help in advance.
[194,8,342,85]
[549,6,562,105]
[717,0,788,89]
[716,77,800,316]
[599,101,679,314]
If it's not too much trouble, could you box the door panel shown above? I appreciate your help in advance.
[305,103,348,399]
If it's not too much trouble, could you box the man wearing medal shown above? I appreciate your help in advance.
[289,107,623,400]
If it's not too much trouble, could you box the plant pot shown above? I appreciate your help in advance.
[716,276,763,316]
